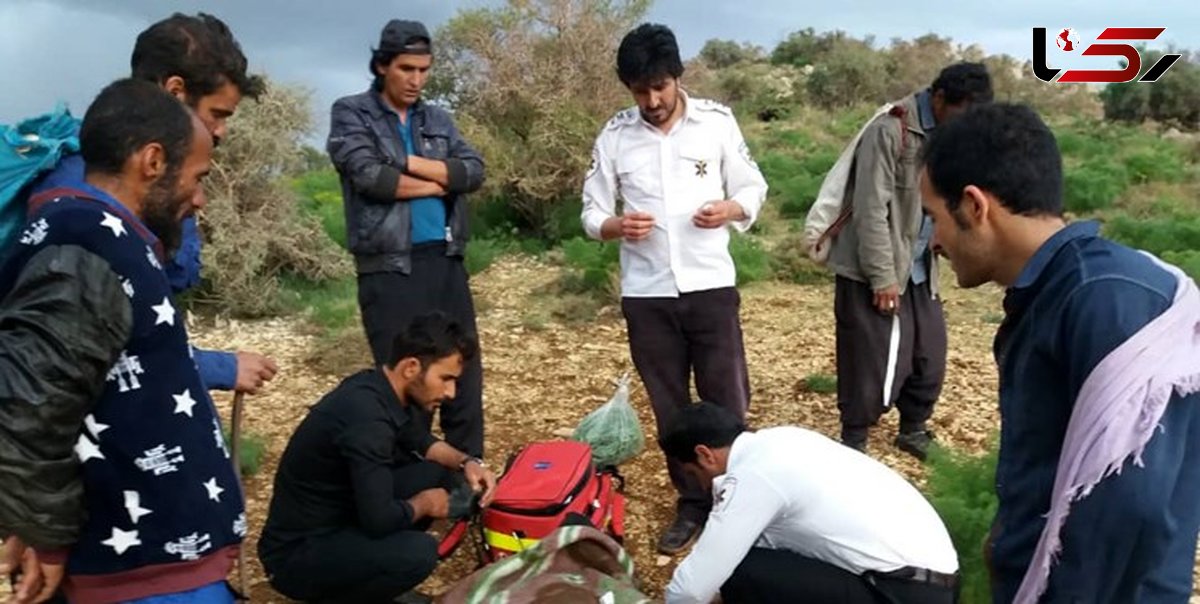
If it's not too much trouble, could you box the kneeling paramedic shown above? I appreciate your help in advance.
[662,402,960,604]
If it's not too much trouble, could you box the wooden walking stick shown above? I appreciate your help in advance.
[231,391,248,598]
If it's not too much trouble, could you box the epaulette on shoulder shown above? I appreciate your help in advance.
[605,108,638,131]
[691,98,733,116]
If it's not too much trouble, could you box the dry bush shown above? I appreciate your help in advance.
[197,80,352,316]
[432,0,651,236]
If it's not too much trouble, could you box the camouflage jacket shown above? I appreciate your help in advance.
[439,526,651,604]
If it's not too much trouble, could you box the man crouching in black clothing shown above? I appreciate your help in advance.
[258,311,497,604]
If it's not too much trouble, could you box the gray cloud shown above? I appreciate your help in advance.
[2,0,1196,143]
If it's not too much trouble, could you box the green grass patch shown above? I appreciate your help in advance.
[292,169,346,249]
[1063,158,1128,213]
[223,428,268,477]
[280,275,359,332]
[1162,250,1200,283]
[803,373,837,394]
[465,238,506,275]
[925,441,999,604]
[559,237,620,299]
[1103,214,1200,257]
[731,235,773,285]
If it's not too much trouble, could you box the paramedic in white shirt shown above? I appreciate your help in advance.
[580,22,768,555]
[661,401,960,604]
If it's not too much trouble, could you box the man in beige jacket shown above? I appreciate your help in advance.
[827,62,991,459]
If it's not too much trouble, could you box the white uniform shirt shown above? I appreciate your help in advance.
[580,94,769,297]
[665,428,959,604]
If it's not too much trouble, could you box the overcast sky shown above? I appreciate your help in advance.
[2,0,1196,143]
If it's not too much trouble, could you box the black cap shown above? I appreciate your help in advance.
[379,19,431,55]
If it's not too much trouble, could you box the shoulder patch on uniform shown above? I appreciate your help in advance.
[738,140,759,170]
[713,476,737,513]
[605,108,638,131]
[692,98,733,115]
[586,146,599,179]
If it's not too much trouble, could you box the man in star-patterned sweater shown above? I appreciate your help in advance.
[0,80,243,603]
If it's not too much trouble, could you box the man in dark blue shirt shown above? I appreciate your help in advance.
[919,103,1200,602]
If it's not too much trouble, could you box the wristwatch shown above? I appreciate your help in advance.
[459,456,485,470]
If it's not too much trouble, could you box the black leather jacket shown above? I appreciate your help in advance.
[0,245,132,549]
[326,91,485,274]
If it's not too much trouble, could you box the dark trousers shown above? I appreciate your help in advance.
[722,548,957,604]
[263,462,452,603]
[357,245,484,456]
[834,277,946,443]
[621,287,749,519]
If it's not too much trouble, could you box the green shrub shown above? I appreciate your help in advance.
[1104,214,1200,256]
[756,141,839,219]
[560,237,620,299]
[471,196,583,247]
[465,238,505,275]
[223,429,268,477]
[1148,194,1192,217]
[470,196,524,240]
[925,441,999,604]
[731,236,773,285]
[1162,250,1200,283]
[292,169,347,248]
[1063,158,1129,212]
[1054,128,1115,160]
[1123,145,1186,185]
[775,174,823,218]
[768,129,814,150]
[770,232,834,285]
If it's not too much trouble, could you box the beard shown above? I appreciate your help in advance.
[403,380,445,415]
[141,169,189,256]
[640,100,675,126]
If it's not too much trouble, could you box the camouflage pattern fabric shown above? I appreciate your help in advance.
[438,525,651,604]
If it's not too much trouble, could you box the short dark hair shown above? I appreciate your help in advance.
[131,12,265,101]
[931,62,993,105]
[80,78,196,177]
[617,23,684,87]
[922,102,1063,219]
[658,401,746,464]
[386,311,479,370]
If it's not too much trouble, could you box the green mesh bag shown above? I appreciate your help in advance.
[572,373,644,468]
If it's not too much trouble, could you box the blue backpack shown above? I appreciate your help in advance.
[0,104,81,261]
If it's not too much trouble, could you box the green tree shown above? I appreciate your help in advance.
[699,38,764,69]
[1102,47,1200,130]
[804,37,890,108]
[771,27,841,67]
